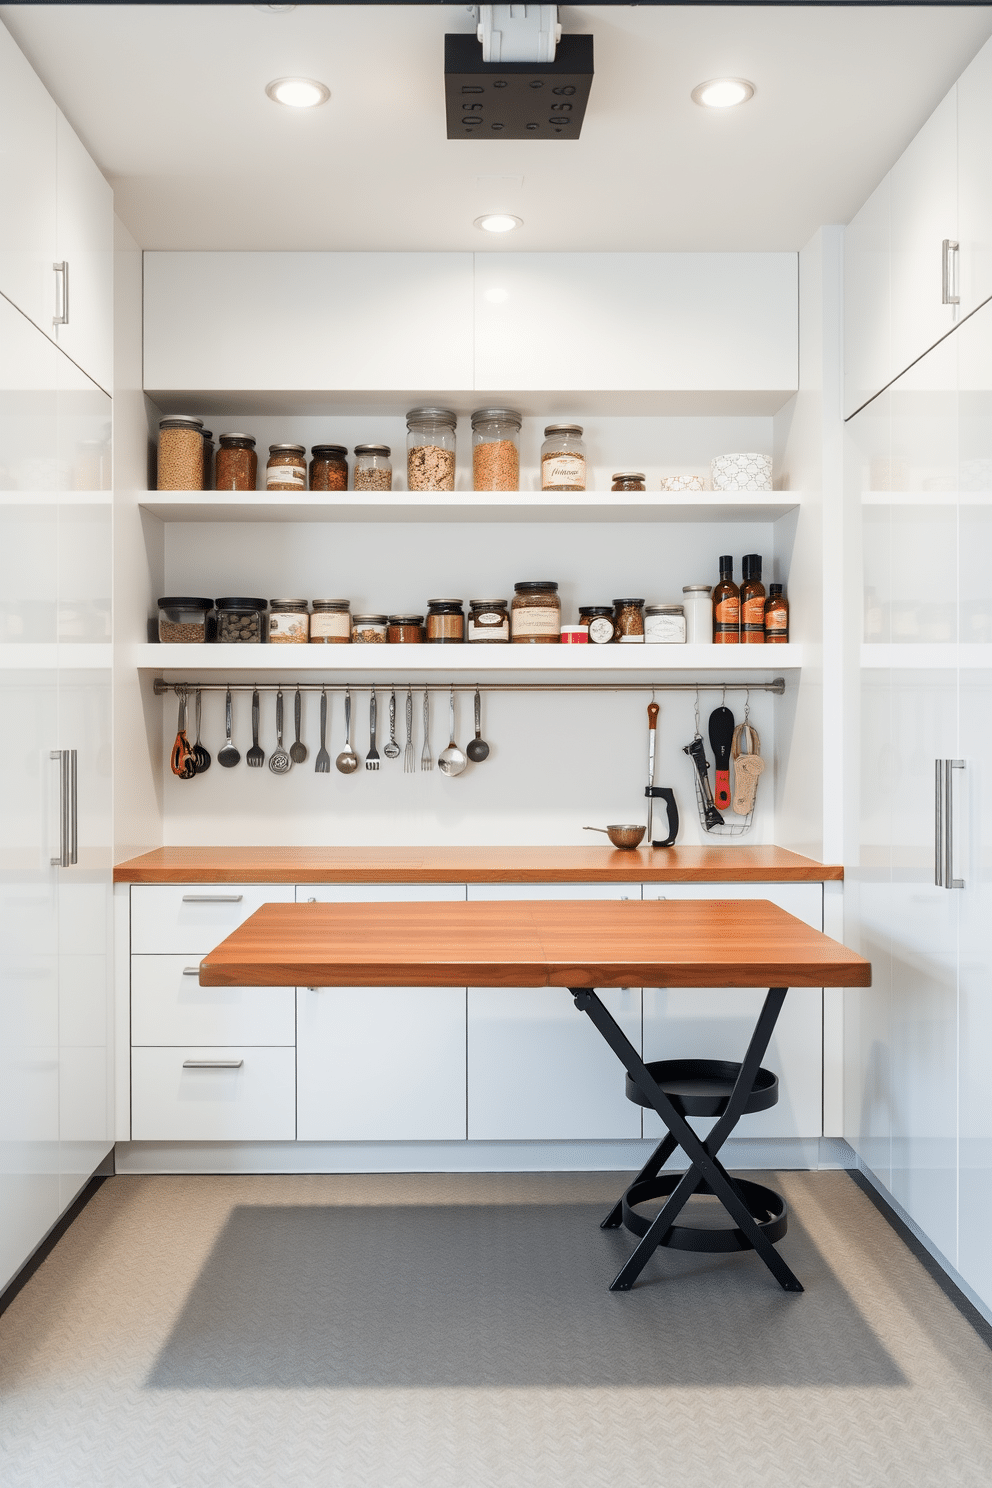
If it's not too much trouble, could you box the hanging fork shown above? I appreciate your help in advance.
[420,689,433,771]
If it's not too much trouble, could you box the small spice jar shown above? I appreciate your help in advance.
[541,425,586,491]
[354,444,392,491]
[352,614,388,644]
[309,445,348,492]
[468,599,510,643]
[215,597,267,643]
[157,596,213,644]
[611,472,646,492]
[511,581,561,643]
[579,605,616,644]
[310,600,351,644]
[613,597,645,642]
[682,585,713,644]
[407,408,457,492]
[157,416,204,491]
[266,443,307,492]
[268,599,310,644]
[426,599,465,644]
[560,624,588,645]
[388,614,426,643]
[471,408,521,491]
[215,433,258,492]
[644,603,686,644]
[201,431,215,490]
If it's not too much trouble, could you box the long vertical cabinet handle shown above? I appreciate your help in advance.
[50,748,77,867]
[942,239,960,306]
[945,759,966,889]
[935,759,945,887]
[53,260,69,325]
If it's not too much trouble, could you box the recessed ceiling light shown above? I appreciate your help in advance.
[474,214,523,234]
[691,78,755,110]
[265,77,330,109]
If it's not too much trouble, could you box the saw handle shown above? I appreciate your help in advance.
[645,786,679,847]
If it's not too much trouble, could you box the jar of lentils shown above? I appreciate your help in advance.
[511,581,561,643]
[216,597,267,643]
[310,600,351,644]
[471,408,521,491]
[157,416,204,491]
[266,443,307,492]
[354,444,392,491]
[309,445,348,491]
[468,599,510,643]
[407,408,457,491]
[215,433,257,492]
[157,597,213,644]
[388,614,426,643]
[268,599,310,643]
[614,598,645,642]
[352,614,388,644]
[541,425,586,491]
[426,599,465,644]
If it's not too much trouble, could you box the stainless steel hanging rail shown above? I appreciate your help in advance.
[153,677,787,697]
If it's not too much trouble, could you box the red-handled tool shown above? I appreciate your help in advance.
[708,705,734,812]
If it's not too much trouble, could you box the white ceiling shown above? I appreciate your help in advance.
[4,4,992,252]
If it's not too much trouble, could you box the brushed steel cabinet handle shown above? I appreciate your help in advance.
[942,239,960,305]
[53,260,69,325]
[935,759,945,887]
[181,893,244,902]
[182,1059,244,1069]
[50,748,77,866]
[182,966,201,976]
[946,759,965,889]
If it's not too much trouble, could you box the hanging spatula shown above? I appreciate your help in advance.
[708,705,735,812]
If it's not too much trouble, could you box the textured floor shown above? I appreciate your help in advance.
[1,1171,991,1487]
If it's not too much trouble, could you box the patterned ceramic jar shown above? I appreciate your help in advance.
[710,453,773,492]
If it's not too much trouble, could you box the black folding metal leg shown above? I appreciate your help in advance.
[600,1133,677,1229]
[572,986,803,1295]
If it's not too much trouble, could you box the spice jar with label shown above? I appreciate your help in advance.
[407,409,457,491]
[471,409,521,491]
[613,598,645,642]
[644,603,686,644]
[215,433,257,492]
[268,599,310,643]
[310,600,351,643]
[426,599,465,644]
[765,583,789,643]
[388,614,426,643]
[682,585,713,644]
[468,599,510,643]
[157,416,204,491]
[354,444,392,491]
[352,614,388,644]
[579,606,616,644]
[157,597,213,644]
[310,445,348,491]
[541,426,586,491]
[712,556,740,644]
[215,597,267,644]
[266,443,307,492]
[201,431,214,490]
[611,472,645,492]
[511,581,561,643]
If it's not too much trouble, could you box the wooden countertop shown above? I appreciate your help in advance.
[114,845,842,885]
[199,899,869,989]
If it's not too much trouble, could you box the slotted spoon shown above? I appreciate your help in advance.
[384,688,401,759]
[269,688,292,773]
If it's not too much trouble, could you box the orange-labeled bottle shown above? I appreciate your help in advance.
[740,553,766,643]
[765,583,790,643]
[712,555,740,643]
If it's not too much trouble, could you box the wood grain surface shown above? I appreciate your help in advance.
[115,844,843,885]
[199,899,871,990]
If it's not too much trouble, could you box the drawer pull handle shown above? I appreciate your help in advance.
[182,1059,244,1069]
[182,966,201,976]
[181,894,244,903]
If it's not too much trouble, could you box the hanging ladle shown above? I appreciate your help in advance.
[466,688,490,763]
[438,688,467,776]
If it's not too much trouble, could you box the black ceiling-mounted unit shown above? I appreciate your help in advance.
[444,33,594,141]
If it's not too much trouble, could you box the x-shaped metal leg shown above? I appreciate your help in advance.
[572,986,803,1294]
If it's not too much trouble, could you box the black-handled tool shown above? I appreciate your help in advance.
[708,705,735,812]
[683,735,725,829]
[645,702,680,847]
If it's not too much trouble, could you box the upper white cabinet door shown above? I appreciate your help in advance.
[143,253,475,394]
[956,36,992,319]
[844,174,891,419]
[0,21,57,339]
[473,253,798,399]
[889,90,959,387]
[53,113,113,395]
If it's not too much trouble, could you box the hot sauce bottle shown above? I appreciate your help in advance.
[740,553,766,644]
[765,583,790,643]
[712,555,740,643]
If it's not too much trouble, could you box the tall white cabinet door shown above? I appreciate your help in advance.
[956,37,992,319]
[53,113,113,395]
[0,21,57,340]
[296,885,467,1142]
[844,175,891,419]
[641,885,823,1141]
[466,884,641,1140]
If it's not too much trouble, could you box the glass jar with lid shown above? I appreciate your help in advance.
[407,408,457,491]
[388,614,426,644]
[309,445,348,492]
[541,425,586,491]
[352,614,388,644]
[426,599,465,644]
[157,597,213,644]
[682,584,713,644]
[215,433,257,492]
[613,597,645,642]
[266,443,307,492]
[354,444,392,491]
[268,599,310,643]
[310,600,351,644]
[644,603,686,644]
[157,416,204,491]
[468,599,510,643]
[511,581,561,643]
[471,408,521,492]
[215,597,267,644]
[578,605,616,644]
[611,472,645,492]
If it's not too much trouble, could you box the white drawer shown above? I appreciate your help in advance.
[130,884,295,954]
[296,884,466,903]
[131,1046,295,1141]
[131,956,295,1047]
[466,883,639,901]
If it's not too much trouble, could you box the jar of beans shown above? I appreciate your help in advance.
[541,425,585,491]
[268,599,310,643]
[511,581,561,643]
[613,597,645,642]
[352,614,388,644]
[157,597,213,644]
[468,599,510,643]
[471,408,521,491]
[388,614,426,643]
[426,599,465,643]
[407,408,457,492]
[216,597,267,643]
[310,600,351,643]
[354,444,392,491]
[215,433,257,492]
[266,444,307,492]
[310,445,348,491]
[157,416,204,491]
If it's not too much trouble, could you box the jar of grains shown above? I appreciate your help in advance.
[310,445,348,491]
[157,416,204,490]
[682,585,713,644]
[407,408,457,491]
[201,431,215,490]
[611,472,645,492]
[215,597,267,643]
[426,599,465,644]
[310,600,351,643]
[468,599,510,643]
[578,605,616,644]
[471,408,521,491]
[266,443,307,492]
[644,603,686,643]
[157,597,213,644]
[215,434,257,492]
[511,581,561,643]
[354,444,392,491]
[352,614,388,644]
[388,614,426,643]
[541,425,586,491]
[613,598,645,642]
[268,599,310,643]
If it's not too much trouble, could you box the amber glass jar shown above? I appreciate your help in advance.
[765,583,789,643]
[310,445,348,491]
[511,581,561,643]
[268,599,310,643]
[266,443,307,491]
[611,472,645,492]
[468,599,510,643]
[388,614,426,643]
[579,606,616,644]
[426,599,465,643]
[310,600,351,643]
[713,555,741,644]
[216,433,257,492]
[613,598,645,642]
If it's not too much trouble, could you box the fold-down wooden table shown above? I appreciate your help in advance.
[201,897,871,1294]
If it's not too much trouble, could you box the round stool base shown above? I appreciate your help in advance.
[622,1174,788,1254]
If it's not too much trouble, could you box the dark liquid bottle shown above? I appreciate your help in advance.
[741,553,766,644]
[765,583,789,643]
[712,555,740,643]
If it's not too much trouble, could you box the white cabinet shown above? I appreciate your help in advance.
[956,36,992,320]
[130,882,295,954]
[131,956,295,1047]
[0,19,57,336]
[844,176,891,419]
[131,1047,296,1142]
[53,112,113,395]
